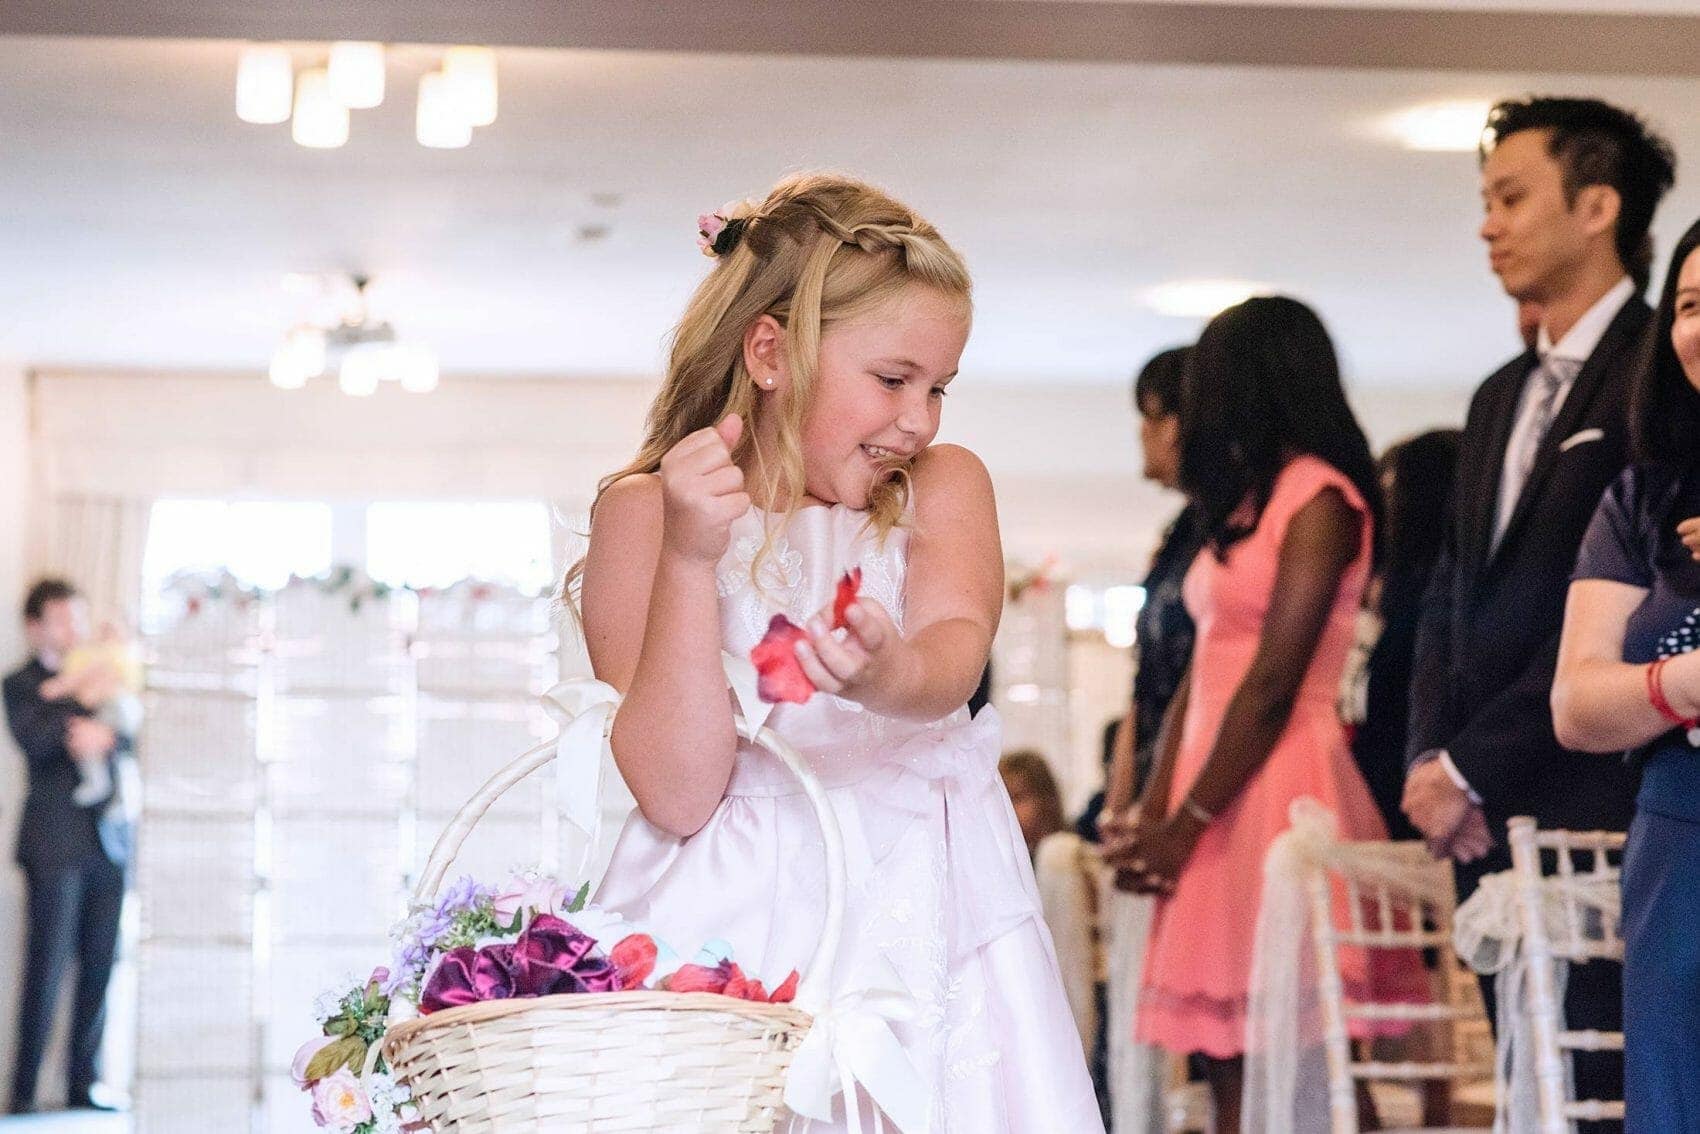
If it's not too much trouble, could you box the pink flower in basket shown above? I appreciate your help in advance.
[491,874,570,925]
[310,1068,372,1128]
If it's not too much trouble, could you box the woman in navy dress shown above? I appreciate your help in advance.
[1552,217,1700,1131]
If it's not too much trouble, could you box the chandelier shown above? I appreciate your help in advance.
[269,275,438,395]
[236,42,498,149]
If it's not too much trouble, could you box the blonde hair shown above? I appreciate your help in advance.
[563,172,972,609]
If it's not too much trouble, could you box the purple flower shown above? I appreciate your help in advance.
[434,875,490,919]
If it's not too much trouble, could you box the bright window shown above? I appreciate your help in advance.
[142,499,334,596]
[1064,582,1147,649]
[365,502,553,594]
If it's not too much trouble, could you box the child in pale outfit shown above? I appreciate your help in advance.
[41,624,144,806]
[573,173,1102,1132]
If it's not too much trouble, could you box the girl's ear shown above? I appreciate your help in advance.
[743,315,788,393]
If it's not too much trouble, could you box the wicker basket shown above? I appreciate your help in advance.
[381,710,846,1133]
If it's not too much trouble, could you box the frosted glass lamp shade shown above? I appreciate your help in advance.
[442,46,498,128]
[416,71,472,149]
[394,345,439,393]
[236,45,293,125]
[268,326,325,390]
[338,347,385,396]
[327,42,386,110]
[292,68,349,149]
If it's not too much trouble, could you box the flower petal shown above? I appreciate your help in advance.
[664,961,733,995]
[831,567,863,630]
[750,614,814,704]
[610,933,658,987]
[767,970,801,1004]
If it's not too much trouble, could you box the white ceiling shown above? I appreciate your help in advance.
[2,28,1699,389]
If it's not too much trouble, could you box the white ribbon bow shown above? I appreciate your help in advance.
[539,678,620,878]
[784,970,929,1134]
[722,650,776,735]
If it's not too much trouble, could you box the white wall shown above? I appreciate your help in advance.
[32,369,1471,582]
[0,363,33,1103]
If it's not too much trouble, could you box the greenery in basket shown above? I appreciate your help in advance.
[292,969,421,1133]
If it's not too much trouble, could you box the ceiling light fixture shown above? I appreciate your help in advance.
[1141,279,1271,319]
[416,70,472,150]
[236,42,497,148]
[291,67,349,149]
[442,46,499,128]
[1380,99,1494,153]
[327,41,386,110]
[269,276,438,395]
[235,44,293,125]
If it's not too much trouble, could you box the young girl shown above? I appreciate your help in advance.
[575,173,1102,1132]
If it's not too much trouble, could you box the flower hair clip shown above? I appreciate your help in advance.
[697,200,755,258]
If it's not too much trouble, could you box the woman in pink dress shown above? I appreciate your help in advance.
[1103,296,1402,1131]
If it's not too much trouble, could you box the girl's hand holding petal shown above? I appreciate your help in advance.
[659,415,750,563]
[794,597,910,704]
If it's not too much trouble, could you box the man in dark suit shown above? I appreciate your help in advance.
[1404,97,1677,1129]
[4,579,131,1114]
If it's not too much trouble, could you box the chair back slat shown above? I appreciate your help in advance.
[1301,840,1487,1134]
[1508,818,1626,1134]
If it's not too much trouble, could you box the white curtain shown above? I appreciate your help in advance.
[31,493,153,627]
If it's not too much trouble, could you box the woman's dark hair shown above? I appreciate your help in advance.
[1481,96,1677,294]
[1379,430,1462,583]
[1132,346,1191,417]
[1629,217,1700,471]
[1178,296,1382,561]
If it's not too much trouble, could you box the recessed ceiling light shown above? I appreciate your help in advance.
[1380,99,1494,153]
[1140,279,1270,319]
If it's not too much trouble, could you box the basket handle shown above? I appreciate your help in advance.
[410,702,845,1009]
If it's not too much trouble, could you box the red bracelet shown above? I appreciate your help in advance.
[1647,658,1698,729]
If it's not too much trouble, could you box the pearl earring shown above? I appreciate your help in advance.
[763,378,775,388]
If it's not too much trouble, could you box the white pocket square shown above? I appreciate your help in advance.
[1559,428,1604,451]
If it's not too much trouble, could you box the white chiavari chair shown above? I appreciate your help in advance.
[1507,817,1626,1134]
[1306,841,1492,1133]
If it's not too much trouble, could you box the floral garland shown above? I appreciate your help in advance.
[1006,554,1059,605]
[163,565,541,617]
[294,868,797,1133]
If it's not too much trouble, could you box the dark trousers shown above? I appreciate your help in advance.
[1461,850,1625,1134]
[9,856,125,1110]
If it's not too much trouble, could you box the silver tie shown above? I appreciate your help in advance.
[1517,355,1577,484]
[1496,354,1581,550]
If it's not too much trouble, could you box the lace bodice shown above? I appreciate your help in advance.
[716,503,935,796]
